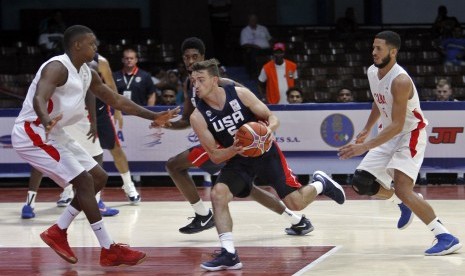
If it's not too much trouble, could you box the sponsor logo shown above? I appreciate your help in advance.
[320,114,354,148]
[429,127,464,144]
[144,130,164,147]
[0,135,12,148]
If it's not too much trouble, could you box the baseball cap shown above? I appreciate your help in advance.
[273,42,285,52]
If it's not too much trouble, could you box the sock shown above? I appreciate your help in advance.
[90,220,113,249]
[282,207,302,225]
[310,181,323,195]
[120,171,133,186]
[191,200,209,216]
[57,205,80,230]
[427,218,450,236]
[26,191,37,208]
[95,191,101,203]
[219,232,235,254]
[387,193,402,205]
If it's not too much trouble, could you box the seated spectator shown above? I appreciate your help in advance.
[439,26,465,66]
[258,42,298,104]
[286,87,304,104]
[159,87,177,105]
[165,70,184,105]
[435,79,458,101]
[336,88,354,103]
[38,21,64,58]
[240,14,272,78]
[432,5,460,39]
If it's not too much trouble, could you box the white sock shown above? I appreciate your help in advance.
[57,205,80,230]
[26,191,37,208]
[95,191,101,203]
[63,184,73,193]
[388,193,402,205]
[282,207,302,225]
[219,232,235,254]
[90,220,113,249]
[310,181,323,195]
[121,171,133,186]
[191,200,209,216]
[427,217,450,236]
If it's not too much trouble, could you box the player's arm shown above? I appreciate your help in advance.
[190,109,243,164]
[33,61,67,131]
[236,87,279,132]
[84,90,98,142]
[89,70,180,127]
[98,56,123,128]
[166,79,194,129]
[354,102,381,144]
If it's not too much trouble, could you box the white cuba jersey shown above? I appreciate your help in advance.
[15,54,92,129]
[367,63,428,134]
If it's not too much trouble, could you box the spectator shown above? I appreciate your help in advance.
[439,26,465,66]
[336,88,354,103]
[286,87,304,104]
[151,66,167,96]
[159,87,178,105]
[432,5,460,39]
[258,42,298,104]
[113,48,157,106]
[165,69,184,105]
[38,20,64,59]
[435,78,458,101]
[335,7,358,38]
[240,14,272,78]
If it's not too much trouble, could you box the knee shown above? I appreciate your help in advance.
[351,169,380,196]
[211,184,231,204]
[165,156,179,173]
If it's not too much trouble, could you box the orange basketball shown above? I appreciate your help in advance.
[235,122,272,157]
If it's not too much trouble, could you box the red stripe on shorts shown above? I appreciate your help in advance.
[188,146,210,167]
[24,121,60,162]
[409,109,427,157]
[108,106,121,147]
[274,142,301,188]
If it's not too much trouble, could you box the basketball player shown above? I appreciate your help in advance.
[11,25,179,266]
[189,59,345,271]
[166,37,313,236]
[338,30,461,256]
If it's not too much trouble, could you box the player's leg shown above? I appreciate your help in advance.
[92,153,119,217]
[21,167,43,218]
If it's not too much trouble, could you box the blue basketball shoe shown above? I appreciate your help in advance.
[200,248,243,271]
[397,193,423,230]
[98,200,119,217]
[313,171,346,204]
[21,204,35,219]
[425,233,462,256]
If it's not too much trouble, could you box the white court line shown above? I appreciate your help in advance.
[292,245,342,276]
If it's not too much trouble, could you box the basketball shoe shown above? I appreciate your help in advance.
[100,243,146,266]
[397,193,423,230]
[57,186,74,207]
[98,200,119,217]
[179,209,215,234]
[200,248,243,271]
[313,171,346,204]
[122,182,141,205]
[285,215,314,235]
[425,233,462,256]
[40,224,77,264]
[21,204,35,219]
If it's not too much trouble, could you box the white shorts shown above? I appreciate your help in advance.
[357,128,426,189]
[11,120,98,187]
[63,117,103,157]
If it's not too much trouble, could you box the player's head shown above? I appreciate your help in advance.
[181,37,206,72]
[191,59,220,98]
[373,30,401,69]
[63,25,97,61]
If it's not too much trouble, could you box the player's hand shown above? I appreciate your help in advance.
[113,110,123,129]
[44,113,63,140]
[354,129,369,144]
[338,143,369,160]
[232,138,245,156]
[87,123,98,143]
[150,106,181,128]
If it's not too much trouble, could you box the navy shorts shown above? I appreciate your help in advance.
[96,106,119,150]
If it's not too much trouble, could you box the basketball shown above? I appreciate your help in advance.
[235,122,272,157]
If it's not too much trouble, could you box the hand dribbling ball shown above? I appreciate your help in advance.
[235,122,272,157]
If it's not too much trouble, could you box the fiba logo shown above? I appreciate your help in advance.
[320,114,354,147]
[188,131,199,143]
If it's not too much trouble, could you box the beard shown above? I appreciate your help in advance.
[374,54,391,69]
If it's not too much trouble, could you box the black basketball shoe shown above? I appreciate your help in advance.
[179,209,215,234]
[285,215,314,235]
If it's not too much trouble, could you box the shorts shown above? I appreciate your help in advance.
[96,105,120,150]
[63,117,103,157]
[216,142,301,198]
[12,122,98,187]
[357,129,426,189]
[187,145,224,174]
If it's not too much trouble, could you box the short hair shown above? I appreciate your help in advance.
[286,87,303,97]
[437,78,451,88]
[191,59,220,77]
[63,25,93,51]
[123,48,138,58]
[375,30,401,50]
[181,37,205,55]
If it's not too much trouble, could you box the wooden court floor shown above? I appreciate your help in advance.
[0,185,464,275]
